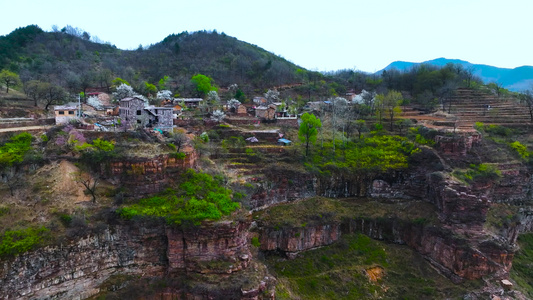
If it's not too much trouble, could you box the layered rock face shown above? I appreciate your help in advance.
[107,152,197,196]
[435,133,481,157]
[250,167,316,210]
[167,220,251,274]
[426,172,491,225]
[0,217,270,300]
[259,223,341,258]
[0,224,167,299]
[258,216,514,281]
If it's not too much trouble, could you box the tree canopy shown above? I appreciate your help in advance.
[191,74,217,97]
[299,113,322,157]
[0,69,21,93]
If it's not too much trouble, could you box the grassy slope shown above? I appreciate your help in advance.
[511,233,533,298]
[254,196,439,229]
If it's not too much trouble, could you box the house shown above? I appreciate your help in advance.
[253,97,267,105]
[119,97,146,124]
[237,104,247,115]
[119,97,174,130]
[255,104,276,120]
[303,101,322,111]
[345,92,356,101]
[54,104,79,124]
[174,98,203,108]
[144,106,174,129]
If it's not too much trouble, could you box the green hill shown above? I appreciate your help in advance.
[0,26,307,97]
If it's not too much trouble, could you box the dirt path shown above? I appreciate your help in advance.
[0,125,51,133]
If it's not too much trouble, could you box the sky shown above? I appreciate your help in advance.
[1,0,531,73]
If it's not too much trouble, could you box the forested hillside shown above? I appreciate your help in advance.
[0,25,307,98]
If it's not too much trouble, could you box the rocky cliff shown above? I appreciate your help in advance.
[107,152,197,196]
[257,208,514,282]
[0,215,274,300]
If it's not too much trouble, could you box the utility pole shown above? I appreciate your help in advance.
[78,93,81,117]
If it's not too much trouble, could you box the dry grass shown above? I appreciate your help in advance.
[0,160,114,235]
[254,197,439,228]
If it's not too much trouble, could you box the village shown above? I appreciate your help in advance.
[46,84,377,147]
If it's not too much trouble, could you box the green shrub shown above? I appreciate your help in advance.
[0,227,49,257]
[0,132,33,166]
[59,214,72,226]
[118,170,240,226]
[251,237,261,247]
[510,141,530,159]
[453,163,501,184]
[0,206,9,217]
[170,152,186,160]
[167,143,176,151]
[415,134,435,146]
[485,125,512,136]
[245,148,256,156]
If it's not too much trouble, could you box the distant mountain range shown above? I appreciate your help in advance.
[381,58,533,92]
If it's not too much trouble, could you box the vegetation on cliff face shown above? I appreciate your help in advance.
[511,233,533,298]
[254,197,438,229]
[0,226,49,258]
[452,163,502,184]
[268,233,478,300]
[306,134,419,177]
[118,169,240,225]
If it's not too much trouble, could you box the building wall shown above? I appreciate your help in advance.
[119,99,145,122]
[55,110,78,124]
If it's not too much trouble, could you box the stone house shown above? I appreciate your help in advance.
[255,104,276,120]
[145,106,174,129]
[119,97,174,130]
[119,97,146,124]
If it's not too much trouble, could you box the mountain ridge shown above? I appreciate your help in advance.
[381,57,533,92]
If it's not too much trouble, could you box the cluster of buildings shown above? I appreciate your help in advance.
[55,86,358,131]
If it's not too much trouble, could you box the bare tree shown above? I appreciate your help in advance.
[72,170,99,203]
[24,80,47,107]
[519,90,533,122]
[462,66,476,88]
[171,131,188,152]
[41,83,67,110]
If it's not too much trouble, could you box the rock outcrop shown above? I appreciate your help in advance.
[107,152,197,196]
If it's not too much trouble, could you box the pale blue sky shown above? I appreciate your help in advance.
[1,0,531,72]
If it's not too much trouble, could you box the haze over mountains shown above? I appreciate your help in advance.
[381,58,533,92]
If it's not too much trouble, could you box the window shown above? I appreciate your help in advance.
[68,111,74,115]
[137,110,142,115]
[58,111,64,115]
[137,120,141,124]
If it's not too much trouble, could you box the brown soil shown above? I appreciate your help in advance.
[0,160,100,232]
[366,266,385,282]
